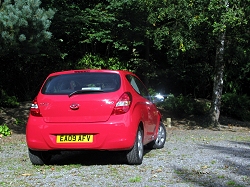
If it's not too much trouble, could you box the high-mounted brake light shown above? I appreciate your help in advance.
[112,92,132,115]
[30,97,42,117]
[74,70,90,73]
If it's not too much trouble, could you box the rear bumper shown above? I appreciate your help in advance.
[26,116,137,151]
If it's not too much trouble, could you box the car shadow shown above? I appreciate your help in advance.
[48,147,153,166]
[49,150,126,165]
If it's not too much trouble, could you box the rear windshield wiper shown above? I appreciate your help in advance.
[68,88,103,97]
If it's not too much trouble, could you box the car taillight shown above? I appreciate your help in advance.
[112,92,132,115]
[30,97,42,117]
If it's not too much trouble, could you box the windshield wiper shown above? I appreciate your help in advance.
[68,89,103,97]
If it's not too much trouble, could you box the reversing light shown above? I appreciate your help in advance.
[112,92,132,115]
[30,97,42,116]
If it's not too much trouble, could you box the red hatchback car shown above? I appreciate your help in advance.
[26,69,166,165]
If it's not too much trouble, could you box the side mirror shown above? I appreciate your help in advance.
[153,93,164,103]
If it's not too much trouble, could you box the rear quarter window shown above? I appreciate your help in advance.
[126,75,152,101]
[41,72,121,94]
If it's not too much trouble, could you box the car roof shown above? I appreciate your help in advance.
[48,69,134,77]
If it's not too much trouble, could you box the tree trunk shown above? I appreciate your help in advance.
[209,31,226,127]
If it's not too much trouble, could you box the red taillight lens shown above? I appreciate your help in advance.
[30,97,42,117]
[112,92,132,115]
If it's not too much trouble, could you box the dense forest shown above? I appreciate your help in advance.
[0,0,250,126]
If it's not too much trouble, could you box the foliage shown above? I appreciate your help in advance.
[40,1,116,62]
[148,88,157,97]
[221,93,250,121]
[0,89,19,108]
[146,0,250,126]
[76,54,128,70]
[0,0,250,126]
[162,95,210,117]
[0,0,57,101]
[161,93,250,122]
[0,0,56,54]
[0,124,11,136]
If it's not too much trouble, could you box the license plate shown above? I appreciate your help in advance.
[56,134,93,143]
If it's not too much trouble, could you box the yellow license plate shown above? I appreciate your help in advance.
[56,135,93,143]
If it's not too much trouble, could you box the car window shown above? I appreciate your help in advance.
[41,72,121,94]
[126,75,152,101]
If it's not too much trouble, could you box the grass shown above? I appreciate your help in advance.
[171,130,250,143]
[226,180,245,187]
[218,175,225,179]
[174,169,186,175]
[211,160,216,164]
[128,176,142,183]
[232,135,250,142]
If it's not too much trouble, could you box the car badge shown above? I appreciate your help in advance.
[70,103,80,110]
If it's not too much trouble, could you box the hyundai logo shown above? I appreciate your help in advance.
[70,103,80,110]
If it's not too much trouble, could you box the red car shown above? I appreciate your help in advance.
[26,69,166,165]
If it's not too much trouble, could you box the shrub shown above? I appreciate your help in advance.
[0,124,11,136]
[0,89,19,108]
[162,94,210,117]
[221,93,250,121]
[193,98,211,115]
[158,93,250,122]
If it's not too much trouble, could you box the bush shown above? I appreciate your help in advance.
[160,93,250,122]
[0,89,19,108]
[162,94,210,117]
[221,93,250,121]
[0,124,11,136]
[193,98,211,115]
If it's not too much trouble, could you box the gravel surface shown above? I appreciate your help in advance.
[0,127,250,187]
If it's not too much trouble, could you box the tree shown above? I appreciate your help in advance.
[0,0,55,54]
[0,0,56,102]
[43,0,155,75]
[147,0,250,126]
[206,0,249,126]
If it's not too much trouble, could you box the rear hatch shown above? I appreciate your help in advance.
[38,72,121,123]
[39,94,118,123]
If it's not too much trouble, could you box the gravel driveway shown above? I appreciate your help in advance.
[0,127,250,187]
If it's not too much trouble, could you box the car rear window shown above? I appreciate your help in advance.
[41,72,121,94]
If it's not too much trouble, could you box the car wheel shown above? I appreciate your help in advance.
[148,122,166,149]
[126,127,144,165]
[28,149,52,165]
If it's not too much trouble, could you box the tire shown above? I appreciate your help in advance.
[126,127,144,165]
[148,122,166,149]
[28,149,52,165]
